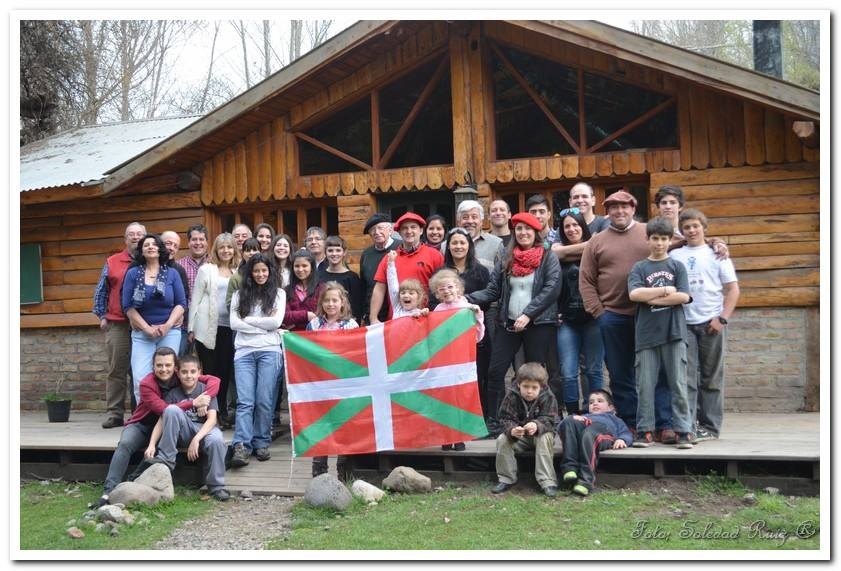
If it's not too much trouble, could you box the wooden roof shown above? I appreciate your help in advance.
[102,19,820,194]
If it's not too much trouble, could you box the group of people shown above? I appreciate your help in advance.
[91,180,739,501]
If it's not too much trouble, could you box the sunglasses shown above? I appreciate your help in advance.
[559,207,581,217]
[447,227,471,237]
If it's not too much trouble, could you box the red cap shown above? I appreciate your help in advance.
[509,212,542,232]
[393,212,427,231]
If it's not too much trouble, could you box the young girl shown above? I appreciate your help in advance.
[318,236,364,323]
[306,282,359,478]
[282,249,325,331]
[428,269,485,452]
[229,254,286,467]
[254,223,275,254]
[386,250,430,318]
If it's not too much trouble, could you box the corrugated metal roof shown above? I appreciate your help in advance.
[19,115,201,192]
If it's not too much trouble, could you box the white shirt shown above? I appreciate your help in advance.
[670,245,737,324]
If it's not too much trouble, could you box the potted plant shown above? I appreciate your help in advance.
[43,377,71,422]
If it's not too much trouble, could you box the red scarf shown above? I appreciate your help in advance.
[511,246,543,277]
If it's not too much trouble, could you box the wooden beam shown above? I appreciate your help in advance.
[371,89,381,170]
[21,312,100,329]
[793,121,819,148]
[587,97,675,153]
[20,184,104,206]
[294,132,373,172]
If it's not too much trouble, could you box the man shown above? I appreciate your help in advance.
[359,213,401,325]
[552,182,610,262]
[92,221,146,428]
[579,191,652,428]
[232,224,252,252]
[369,212,444,323]
[177,224,209,295]
[488,199,512,247]
[456,199,504,273]
[162,231,191,355]
[305,226,328,272]
[526,194,559,246]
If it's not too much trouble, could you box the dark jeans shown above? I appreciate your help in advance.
[196,326,235,418]
[104,422,153,494]
[486,323,556,423]
[559,416,615,490]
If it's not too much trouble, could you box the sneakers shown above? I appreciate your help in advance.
[254,448,271,462]
[572,484,590,496]
[543,485,558,498]
[101,416,124,429]
[230,443,250,467]
[562,471,578,486]
[656,428,677,444]
[209,488,231,502]
[694,426,718,442]
[491,481,515,494]
[453,442,466,451]
[676,432,694,449]
[89,494,109,508]
[632,431,654,448]
[441,444,453,451]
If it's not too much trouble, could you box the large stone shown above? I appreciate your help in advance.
[304,474,353,511]
[66,527,85,539]
[350,479,385,503]
[133,463,175,501]
[96,505,125,524]
[108,481,164,507]
[382,466,432,494]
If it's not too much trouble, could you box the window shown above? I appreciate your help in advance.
[378,192,454,228]
[21,243,43,304]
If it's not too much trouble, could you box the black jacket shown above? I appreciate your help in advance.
[498,384,560,436]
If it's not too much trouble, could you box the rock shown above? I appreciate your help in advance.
[382,466,432,494]
[763,486,780,495]
[304,474,353,511]
[350,480,385,503]
[240,490,253,499]
[108,482,163,507]
[743,493,757,505]
[81,510,96,520]
[66,527,85,539]
[66,519,77,527]
[96,505,125,523]
[109,527,120,537]
[95,523,107,533]
[122,512,136,526]
[134,463,175,501]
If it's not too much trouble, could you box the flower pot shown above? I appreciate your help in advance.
[45,399,72,423]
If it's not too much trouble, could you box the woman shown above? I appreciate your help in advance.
[254,223,275,254]
[229,254,286,467]
[226,237,261,312]
[467,212,562,436]
[556,209,604,415]
[121,234,187,404]
[282,249,325,331]
[269,233,294,288]
[188,233,241,427]
[423,214,448,250]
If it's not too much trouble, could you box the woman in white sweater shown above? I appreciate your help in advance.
[188,233,240,427]
[229,253,286,467]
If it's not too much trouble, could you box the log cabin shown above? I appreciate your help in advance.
[19,20,821,414]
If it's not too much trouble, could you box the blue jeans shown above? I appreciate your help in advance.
[130,328,182,403]
[104,422,153,494]
[557,320,604,407]
[597,311,637,427]
[233,350,281,451]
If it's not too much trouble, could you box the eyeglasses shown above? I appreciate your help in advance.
[559,207,581,217]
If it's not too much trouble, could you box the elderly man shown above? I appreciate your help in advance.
[305,226,328,272]
[456,199,504,273]
[92,222,146,428]
[369,212,444,323]
[232,224,252,252]
[488,199,512,247]
[359,213,401,324]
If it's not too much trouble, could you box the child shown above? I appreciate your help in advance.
[145,354,230,501]
[669,209,740,442]
[429,269,484,452]
[307,282,359,478]
[282,249,325,331]
[558,389,633,496]
[386,250,430,318]
[628,217,693,449]
[491,362,560,497]
[318,236,365,323]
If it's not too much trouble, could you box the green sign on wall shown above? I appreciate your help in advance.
[21,243,43,305]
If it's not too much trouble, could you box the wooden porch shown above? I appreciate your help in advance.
[19,411,820,497]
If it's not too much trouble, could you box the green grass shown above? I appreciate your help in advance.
[19,481,217,550]
[270,479,820,550]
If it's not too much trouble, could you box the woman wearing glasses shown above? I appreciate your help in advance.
[467,212,562,437]
[556,208,604,416]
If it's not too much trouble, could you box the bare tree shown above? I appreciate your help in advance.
[232,20,251,88]
[289,20,303,63]
[305,20,333,48]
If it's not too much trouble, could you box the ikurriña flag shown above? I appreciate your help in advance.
[283,308,487,457]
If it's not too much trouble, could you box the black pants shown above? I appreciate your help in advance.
[196,326,234,418]
[559,417,615,490]
[486,323,556,423]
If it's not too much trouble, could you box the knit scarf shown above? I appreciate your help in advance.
[511,246,543,277]
[130,264,168,308]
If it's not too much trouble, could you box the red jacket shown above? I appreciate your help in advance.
[126,373,220,426]
[105,250,133,321]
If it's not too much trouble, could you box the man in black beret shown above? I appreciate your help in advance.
[359,213,401,325]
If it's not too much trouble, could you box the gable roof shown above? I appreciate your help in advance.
[98,19,820,194]
[20,115,200,192]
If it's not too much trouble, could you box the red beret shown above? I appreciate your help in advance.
[393,212,427,231]
[509,212,542,232]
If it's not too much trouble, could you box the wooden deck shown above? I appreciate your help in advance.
[19,412,820,496]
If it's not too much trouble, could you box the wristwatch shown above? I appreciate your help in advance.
[717,316,728,325]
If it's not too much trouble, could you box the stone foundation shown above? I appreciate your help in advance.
[19,307,819,413]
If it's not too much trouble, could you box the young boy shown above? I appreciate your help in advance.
[558,389,633,496]
[669,209,740,442]
[145,354,230,501]
[492,363,560,497]
[318,235,364,323]
[628,217,694,449]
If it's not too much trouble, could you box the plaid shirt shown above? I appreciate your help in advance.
[91,262,110,319]
[176,254,207,295]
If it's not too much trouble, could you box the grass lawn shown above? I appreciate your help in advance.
[271,476,820,551]
[19,481,217,550]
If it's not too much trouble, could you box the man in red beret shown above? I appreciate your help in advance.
[369,212,444,323]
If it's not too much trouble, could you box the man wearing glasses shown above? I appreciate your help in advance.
[456,199,504,273]
[304,226,328,272]
[359,213,401,325]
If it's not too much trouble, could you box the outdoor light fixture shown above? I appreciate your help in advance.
[453,171,478,206]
